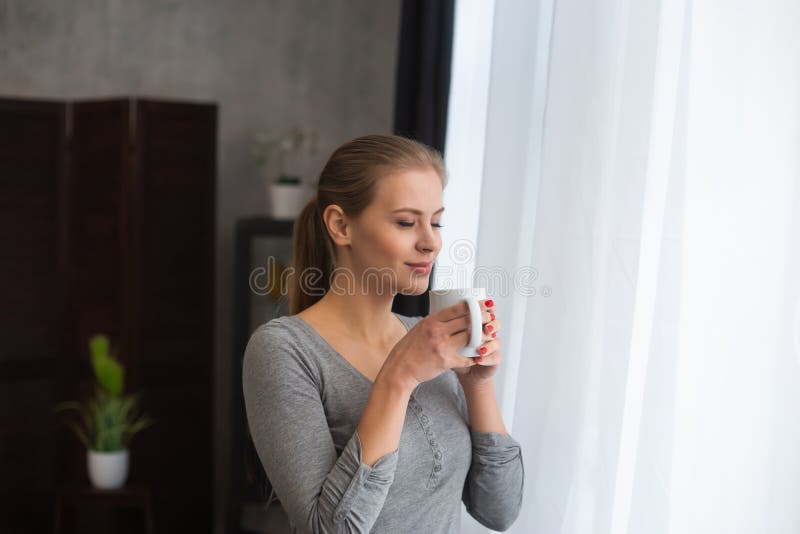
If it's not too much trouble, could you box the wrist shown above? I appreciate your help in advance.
[459,375,496,394]
[460,379,507,435]
[375,366,417,396]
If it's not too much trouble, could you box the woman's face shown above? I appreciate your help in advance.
[347,166,444,296]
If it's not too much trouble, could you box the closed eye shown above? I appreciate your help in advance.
[398,222,444,228]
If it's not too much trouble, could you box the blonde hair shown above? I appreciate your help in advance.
[288,134,446,315]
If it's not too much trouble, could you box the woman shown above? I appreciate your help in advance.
[242,134,524,533]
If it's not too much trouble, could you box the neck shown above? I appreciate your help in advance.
[314,286,402,349]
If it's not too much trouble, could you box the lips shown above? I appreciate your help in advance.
[406,262,432,274]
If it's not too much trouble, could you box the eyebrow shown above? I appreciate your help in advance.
[392,207,445,215]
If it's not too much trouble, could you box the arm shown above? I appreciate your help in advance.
[242,324,413,534]
[462,379,508,434]
[357,368,414,466]
[457,378,525,532]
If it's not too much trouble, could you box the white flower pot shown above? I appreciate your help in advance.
[87,449,129,490]
[267,184,312,220]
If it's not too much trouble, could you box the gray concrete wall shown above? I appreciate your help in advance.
[0,1,401,531]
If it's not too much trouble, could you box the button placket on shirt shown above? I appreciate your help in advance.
[409,394,443,489]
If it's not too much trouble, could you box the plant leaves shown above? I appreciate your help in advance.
[55,340,154,451]
[127,415,156,434]
[89,334,124,396]
[88,334,110,360]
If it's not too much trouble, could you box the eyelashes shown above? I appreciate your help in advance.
[397,222,444,228]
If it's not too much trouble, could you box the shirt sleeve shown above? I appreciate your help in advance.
[242,323,399,534]
[455,380,525,531]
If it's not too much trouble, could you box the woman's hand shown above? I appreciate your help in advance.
[378,301,484,392]
[452,299,501,389]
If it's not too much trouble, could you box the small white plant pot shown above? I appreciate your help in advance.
[87,449,129,490]
[267,184,312,220]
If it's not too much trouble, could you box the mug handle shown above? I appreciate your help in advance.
[461,297,483,357]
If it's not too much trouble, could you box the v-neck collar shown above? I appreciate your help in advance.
[289,312,411,385]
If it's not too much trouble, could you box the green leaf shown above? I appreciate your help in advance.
[89,334,124,396]
[118,394,138,422]
[125,416,156,438]
[88,334,110,360]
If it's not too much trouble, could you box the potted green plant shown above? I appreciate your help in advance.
[55,334,155,490]
[254,128,318,219]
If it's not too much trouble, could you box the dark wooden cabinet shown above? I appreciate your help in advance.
[0,97,69,534]
[0,97,216,533]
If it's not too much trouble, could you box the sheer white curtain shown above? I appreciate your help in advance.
[437,0,800,533]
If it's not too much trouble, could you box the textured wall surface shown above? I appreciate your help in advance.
[0,1,401,531]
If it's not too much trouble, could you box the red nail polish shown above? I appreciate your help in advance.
[479,347,487,355]
[485,299,494,308]
[476,356,483,363]
[487,325,494,332]
[490,313,495,321]
[492,333,497,338]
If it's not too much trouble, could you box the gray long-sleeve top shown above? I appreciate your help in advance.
[242,312,525,533]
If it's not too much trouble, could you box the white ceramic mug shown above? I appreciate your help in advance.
[429,287,487,357]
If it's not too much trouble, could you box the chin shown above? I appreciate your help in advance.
[398,277,430,296]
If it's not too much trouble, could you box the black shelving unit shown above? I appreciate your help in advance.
[228,216,295,534]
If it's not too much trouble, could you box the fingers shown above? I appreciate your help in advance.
[448,329,502,370]
[482,316,501,342]
[474,337,502,364]
[430,297,501,370]
[480,299,499,341]
[481,297,495,318]
[438,302,473,336]
[433,300,471,322]
[432,297,500,348]
[449,353,479,369]
[448,328,471,351]
[448,319,488,348]
[446,345,481,369]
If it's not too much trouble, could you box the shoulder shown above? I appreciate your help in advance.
[245,316,301,357]
[243,316,321,387]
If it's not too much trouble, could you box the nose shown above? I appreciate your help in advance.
[417,224,440,255]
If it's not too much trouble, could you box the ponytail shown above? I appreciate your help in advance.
[288,195,335,315]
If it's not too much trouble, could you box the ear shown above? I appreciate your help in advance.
[321,204,352,247]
